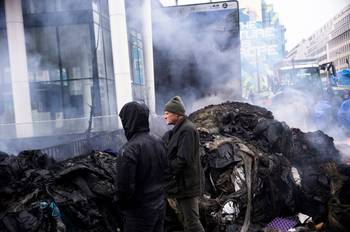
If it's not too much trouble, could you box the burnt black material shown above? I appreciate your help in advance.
[0,102,349,232]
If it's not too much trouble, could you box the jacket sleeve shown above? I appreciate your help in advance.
[116,144,138,203]
[169,130,195,175]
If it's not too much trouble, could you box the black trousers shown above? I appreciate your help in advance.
[123,206,165,232]
[177,197,205,232]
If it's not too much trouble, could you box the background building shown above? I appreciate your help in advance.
[288,3,350,71]
[329,4,350,70]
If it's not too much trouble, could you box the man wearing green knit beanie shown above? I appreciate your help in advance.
[164,96,186,116]
[163,96,204,232]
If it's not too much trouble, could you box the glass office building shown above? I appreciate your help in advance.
[0,0,156,143]
[23,0,117,122]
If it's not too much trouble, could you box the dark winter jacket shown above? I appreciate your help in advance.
[117,102,167,210]
[163,117,201,199]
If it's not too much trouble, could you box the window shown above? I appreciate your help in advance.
[62,79,93,118]
[99,79,109,115]
[129,29,147,103]
[24,0,116,124]
[95,24,106,78]
[23,0,91,14]
[23,0,53,14]
[100,0,109,16]
[26,27,60,82]
[59,24,93,79]
[0,29,15,123]
[0,29,11,84]
[30,82,63,120]
[97,79,117,116]
[107,80,117,114]
[26,24,95,120]
[0,0,5,25]
[56,0,91,11]
[92,0,109,16]
[103,28,114,79]
[27,25,94,81]
[129,30,146,85]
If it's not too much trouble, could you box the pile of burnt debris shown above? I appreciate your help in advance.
[189,102,350,232]
[0,150,122,232]
[0,102,349,232]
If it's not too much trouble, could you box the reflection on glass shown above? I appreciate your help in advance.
[129,30,146,85]
[24,0,51,14]
[107,80,117,114]
[100,0,109,16]
[92,0,98,11]
[23,0,91,14]
[30,79,94,121]
[92,0,109,16]
[63,79,93,118]
[0,30,11,84]
[129,29,147,103]
[59,24,93,79]
[94,24,106,78]
[26,27,61,82]
[0,29,15,123]
[103,28,114,78]
[22,0,116,125]
[56,0,91,11]
[99,79,109,115]
[30,82,63,121]
[0,0,5,21]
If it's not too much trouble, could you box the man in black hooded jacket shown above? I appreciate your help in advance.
[117,101,167,232]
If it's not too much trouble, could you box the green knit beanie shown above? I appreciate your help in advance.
[164,96,186,116]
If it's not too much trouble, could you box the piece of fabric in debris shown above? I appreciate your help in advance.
[266,217,298,231]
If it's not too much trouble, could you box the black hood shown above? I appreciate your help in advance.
[119,102,150,140]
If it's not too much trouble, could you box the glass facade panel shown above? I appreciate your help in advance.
[30,81,63,121]
[24,0,53,14]
[23,0,91,14]
[30,79,93,121]
[26,27,61,82]
[129,30,145,85]
[94,24,106,78]
[23,0,116,126]
[0,0,5,25]
[56,0,91,11]
[128,29,147,103]
[92,0,100,12]
[103,28,114,79]
[132,84,146,103]
[99,79,109,115]
[100,0,109,16]
[59,24,93,79]
[0,6,15,123]
[0,30,11,84]
[62,79,93,118]
[92,0,108,16]
[107,80,117,115]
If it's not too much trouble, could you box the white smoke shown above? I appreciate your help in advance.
[152,1,242,114]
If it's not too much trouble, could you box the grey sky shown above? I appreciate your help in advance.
[159,0,350,51]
